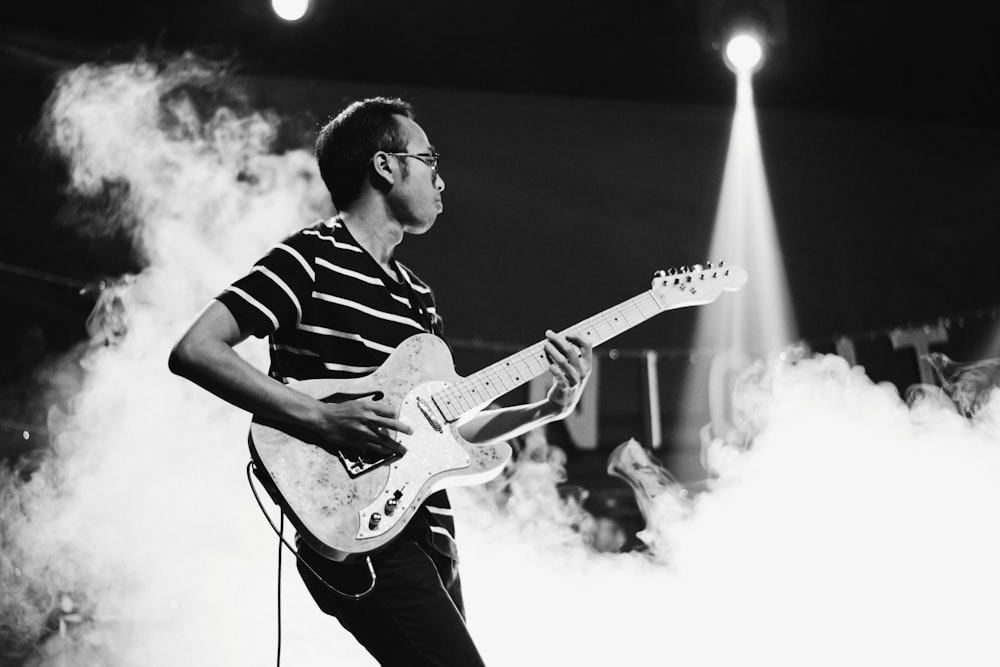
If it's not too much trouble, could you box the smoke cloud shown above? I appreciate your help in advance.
[2,57,999,666]
[456,353,1000,665]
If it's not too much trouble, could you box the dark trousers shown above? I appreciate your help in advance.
[296,531,487,667]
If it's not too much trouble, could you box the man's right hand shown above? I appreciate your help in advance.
[169,303,411,459]
[311,396,412,458]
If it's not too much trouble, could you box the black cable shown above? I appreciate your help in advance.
[277,512,283,667]
[245,461,377,600]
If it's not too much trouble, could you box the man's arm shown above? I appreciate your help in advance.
[168,300,409,455]
[458,330,593,445]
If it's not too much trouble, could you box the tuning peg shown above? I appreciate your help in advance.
[706,261,714,269]
[692,263,703,273]
[652,269,667,279]
[680,265,689,273]
[666,268,676,276]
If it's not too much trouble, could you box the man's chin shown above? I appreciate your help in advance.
[404,216,438,235]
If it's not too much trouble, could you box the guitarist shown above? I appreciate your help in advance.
[169,96,593,666]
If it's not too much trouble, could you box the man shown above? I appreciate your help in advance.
[168,96,592,666]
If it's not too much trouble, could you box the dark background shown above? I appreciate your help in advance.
[1,1,999,511]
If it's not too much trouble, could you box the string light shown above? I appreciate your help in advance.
[2,258,998,363]
[447,302,1000,360]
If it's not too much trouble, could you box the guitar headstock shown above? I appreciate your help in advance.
[650,262,748,310]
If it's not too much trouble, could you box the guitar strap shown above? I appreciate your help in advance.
[395,261,438,335]
[394,262,461,562]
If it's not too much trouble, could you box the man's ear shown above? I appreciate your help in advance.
[370,151,396,187]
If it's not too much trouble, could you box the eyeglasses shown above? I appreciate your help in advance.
[386,152,440,178]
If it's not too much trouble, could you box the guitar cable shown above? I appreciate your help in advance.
[276,512,283,667]
[245,461,378,599]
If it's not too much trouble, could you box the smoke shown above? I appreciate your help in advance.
[454,354,1000,666]
[2,56,999,666]
[2,55,344,665]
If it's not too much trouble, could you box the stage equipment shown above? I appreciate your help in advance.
[697,0,787,73]
[271,0,310,22]
[889,320,949,385]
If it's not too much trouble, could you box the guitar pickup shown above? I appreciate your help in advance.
[416,397,443,432]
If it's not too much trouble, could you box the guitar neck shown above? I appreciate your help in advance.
[432,290,663,422]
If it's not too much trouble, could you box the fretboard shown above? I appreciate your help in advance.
[432,290,662,422]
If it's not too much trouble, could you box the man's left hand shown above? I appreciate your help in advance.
[543,329,593,418]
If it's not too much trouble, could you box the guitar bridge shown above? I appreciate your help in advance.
[337,449,401,478]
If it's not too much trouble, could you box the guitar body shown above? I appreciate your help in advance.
[248,264,747,563]
[249,333,512,562]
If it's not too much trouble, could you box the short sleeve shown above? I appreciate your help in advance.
[216,234,316,338]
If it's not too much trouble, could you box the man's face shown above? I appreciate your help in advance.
[388,115,445,234]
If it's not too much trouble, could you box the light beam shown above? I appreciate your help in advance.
[678,68,797,478]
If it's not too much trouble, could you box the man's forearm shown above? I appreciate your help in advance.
[171,339,318,428]
[168,301,319,431]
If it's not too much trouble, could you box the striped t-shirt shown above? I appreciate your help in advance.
[217,216,458,560]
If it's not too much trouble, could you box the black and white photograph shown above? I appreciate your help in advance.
[1,1,998,665]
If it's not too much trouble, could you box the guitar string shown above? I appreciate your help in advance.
[434,291,660,420]
[435,299,640,419]
[276,512,283,667]
[432,270,734,418]
[445,297,639,404]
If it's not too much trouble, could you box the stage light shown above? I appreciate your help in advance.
[724,33,764,72]
[681,10,796,463]
[271,0,310,22]
[697,0,786,74]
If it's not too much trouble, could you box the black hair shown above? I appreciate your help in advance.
[315,97,414,210]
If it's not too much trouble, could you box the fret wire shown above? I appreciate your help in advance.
[635,293,660,317]
[459,387,474,415]
[453,382,477,412]
[485,364,514,393]
[439,392,459,422]
[466,377,487,406]
[434,389,458,422]
[432,291,662,420]
[444,387,463,415]
[522,346,548,375]
[473,372,498,404]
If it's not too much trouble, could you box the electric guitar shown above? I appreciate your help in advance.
[249,263,747,562]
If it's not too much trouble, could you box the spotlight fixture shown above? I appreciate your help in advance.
[271,0,310,22]
[724,33,764,73]
[697,0,787,73]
